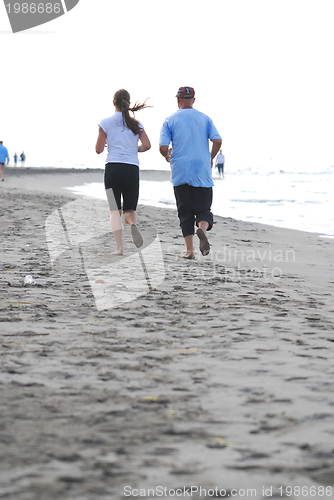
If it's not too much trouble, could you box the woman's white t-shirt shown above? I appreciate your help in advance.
[99,112,143,167]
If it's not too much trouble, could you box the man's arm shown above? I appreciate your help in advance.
[159,145,172,163]
[95,126,107,154]
[210,139,222,167]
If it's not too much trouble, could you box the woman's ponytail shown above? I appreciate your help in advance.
[113,89,151,136]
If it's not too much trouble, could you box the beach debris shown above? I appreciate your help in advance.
[3,301,37,305]
[24,275,36,285]
[214,437,229,445]
[143,396,170,405]
[207,437,236,449]
[2,332,49,337]
[144,396,158,401]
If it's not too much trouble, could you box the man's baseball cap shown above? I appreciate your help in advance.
[176,86,195,99]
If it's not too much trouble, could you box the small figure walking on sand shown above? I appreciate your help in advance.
[0,141,9,182]
[13,153,18,166]
[215,150,225,178]
[159,86,222,259]
[20,151,26,166]
[96,89,151,255]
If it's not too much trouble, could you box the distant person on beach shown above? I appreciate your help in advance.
[13,153,18,166]
[95,89,151,255]
[20,151,26,166]
[0,141,9,182]
[159,86,222,259]
[215,150,225,178]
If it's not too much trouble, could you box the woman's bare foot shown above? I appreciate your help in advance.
[131,224,143,248]
[179,252,195,260]
[110,249,123,256]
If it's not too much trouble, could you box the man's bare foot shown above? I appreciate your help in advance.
[196,228,210,256]
[179,252,195,260]
[110,249,123,255]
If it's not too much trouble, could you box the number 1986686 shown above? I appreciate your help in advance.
[6,3,61,14]
[279,486,333,497]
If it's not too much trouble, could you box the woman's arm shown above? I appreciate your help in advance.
[95,126,107,154]
[138,129,151,152]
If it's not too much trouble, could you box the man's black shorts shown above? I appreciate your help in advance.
[173,183,213,237]
[104,162,139,212]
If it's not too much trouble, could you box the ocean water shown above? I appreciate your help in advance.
[66,165,334,238]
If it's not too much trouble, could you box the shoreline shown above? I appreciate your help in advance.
[4,166,170,178]
[3,166,332,239]
[3,167,171,196]
[1,175,334,498]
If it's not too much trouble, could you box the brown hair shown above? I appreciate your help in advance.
[113,89,151,136]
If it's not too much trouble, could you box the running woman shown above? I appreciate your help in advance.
[96,89,151,255]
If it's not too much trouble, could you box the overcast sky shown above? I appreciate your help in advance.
[1,0,334,171]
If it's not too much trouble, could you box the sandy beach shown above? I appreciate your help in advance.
[1,167,334,500]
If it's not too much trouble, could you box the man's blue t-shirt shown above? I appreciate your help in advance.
[159,108,221,187]
[0,145,9,164]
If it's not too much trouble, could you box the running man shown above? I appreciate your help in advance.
[159,86,222,259]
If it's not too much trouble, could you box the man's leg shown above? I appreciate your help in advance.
[198,221,209,232]
[193,187,213,256]
[183,235,195,259]
[196,222,210,256]
[174,184,195,259]
[0,163,4,181]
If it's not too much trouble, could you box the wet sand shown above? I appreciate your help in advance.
[1,168,334,500]
[4,167,171,195]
